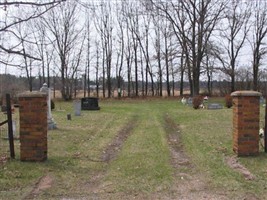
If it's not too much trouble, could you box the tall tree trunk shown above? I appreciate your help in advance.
[179,51,185,96]
[165,37,170,97]
[96,47,100,98]
[102,46,106,98]
[127,57,131,97]
[134,41,138,97]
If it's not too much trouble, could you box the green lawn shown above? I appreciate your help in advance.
[0,98,267,199]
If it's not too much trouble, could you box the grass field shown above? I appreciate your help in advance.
[0,98,267,199]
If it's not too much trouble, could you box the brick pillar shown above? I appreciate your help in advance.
[231,91,261,156]
[19,92,47,161]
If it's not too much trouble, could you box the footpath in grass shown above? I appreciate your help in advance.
[0,99,267,199]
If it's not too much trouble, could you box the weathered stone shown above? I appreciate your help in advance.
[207,103,223,109]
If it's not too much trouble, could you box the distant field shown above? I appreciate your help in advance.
[51,89,202,99]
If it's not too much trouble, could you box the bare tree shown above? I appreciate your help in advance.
[158,7,176,97]
[115,2,126,97]
[163,21,172,97]
[151,0,226,96]
[30,18,55,88]
[121,1,135,97]
[21,46,35,92]
[236,66,252,90]
[69,34,86,98]
[152,9,163,96]
[10,14,37,91]
[203,41,218,95]
[126,2,140,97]
[0,0,66,64]
[95,40,101,97]
[250,1,267,91]
[217,0,251,92]
[84,11,92,97]
[125,19,134,97]
[129,1,155,96]
[93,2,114,98]
[43,1,84,100]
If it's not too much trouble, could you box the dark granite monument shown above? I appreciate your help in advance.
[81,97,100,110]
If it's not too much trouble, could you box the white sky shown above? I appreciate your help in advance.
[0,0,267,82]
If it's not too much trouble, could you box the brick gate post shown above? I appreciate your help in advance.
[18,92,47,161]
[231,91,262,156]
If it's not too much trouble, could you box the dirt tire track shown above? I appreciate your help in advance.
[164,115,191,170]
[24,174,53,200]
[25,117,138,200]
[101,116,137,162]
[85,116,138,194]
[164,115,229,200]
[225,156,256,180]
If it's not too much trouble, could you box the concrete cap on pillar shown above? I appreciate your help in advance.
[18,91,47,98]
[231,90,262,97]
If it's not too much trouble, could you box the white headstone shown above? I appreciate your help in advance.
[73,100,81,116]
[40,83,57,130]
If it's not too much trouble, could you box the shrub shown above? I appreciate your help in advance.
[225,94,233,108]
[192,95,203,109]
[51,99,55,110]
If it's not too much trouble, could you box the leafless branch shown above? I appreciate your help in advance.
[0,44,41,60]
[0,0,67,60]
[0,0,66,7]
[0,60,22,67]
[0,2,64,32]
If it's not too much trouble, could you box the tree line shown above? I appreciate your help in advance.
[1,0,267,100]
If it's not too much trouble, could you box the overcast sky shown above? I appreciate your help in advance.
[0,0,266,83]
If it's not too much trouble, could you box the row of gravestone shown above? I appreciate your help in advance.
[181,97,223,110]
[40,83,100,126]
[73,97,100,116]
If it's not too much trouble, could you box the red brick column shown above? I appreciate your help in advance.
[19,92,47,161]
[231,91,261,156]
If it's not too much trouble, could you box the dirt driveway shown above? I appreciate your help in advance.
[23,116,258,200]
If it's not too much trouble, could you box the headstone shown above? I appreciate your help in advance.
[187,97,193,105]
[81,97,100,110]
[207,103,223,109]
[67,113,71,120]
[73,100,81,116]
[260,96,265,104]
[181,97,187,105]
[40,83,57,130]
